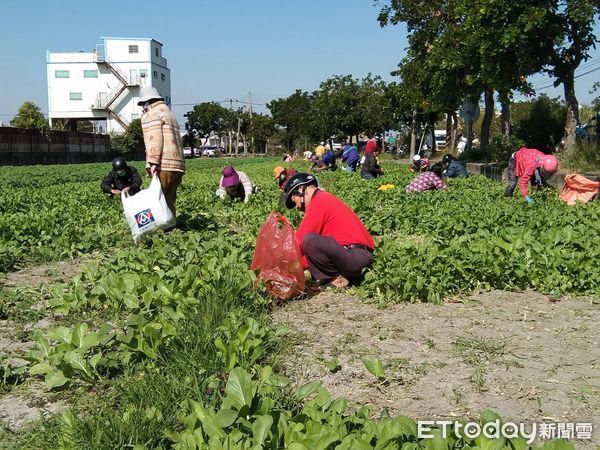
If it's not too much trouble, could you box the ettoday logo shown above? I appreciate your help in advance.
[417,420,593,444]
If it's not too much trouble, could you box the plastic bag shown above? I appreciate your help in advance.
[121,174,176,243]
[559,173,600,205]
[251,213,305,301]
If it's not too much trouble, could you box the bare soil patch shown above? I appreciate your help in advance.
[0,259,86,434]
[273,289,600,446]
[1,259,84,290]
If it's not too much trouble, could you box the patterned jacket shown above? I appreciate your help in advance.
[141,101,185,173]
[404,172,447,193]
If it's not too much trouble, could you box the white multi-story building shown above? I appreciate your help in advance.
[47,37,171,133]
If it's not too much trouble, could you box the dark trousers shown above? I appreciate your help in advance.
[504,155,517,197]
[302,233,373,283]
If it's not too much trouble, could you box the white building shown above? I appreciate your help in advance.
[47,37,171,133]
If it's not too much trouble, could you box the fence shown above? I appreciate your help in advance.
[0,127,143,166]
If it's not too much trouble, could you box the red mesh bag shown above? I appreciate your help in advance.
[251,213,305,300]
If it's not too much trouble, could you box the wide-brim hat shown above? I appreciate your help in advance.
[221,166,240,187]
[137,86,163,105]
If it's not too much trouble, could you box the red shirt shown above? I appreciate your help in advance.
[296,190,375,268]
[514,147,545,197]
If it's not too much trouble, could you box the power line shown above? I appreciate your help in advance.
[171,98,266,107]
[530,59,600,90]
[534,62,600,92]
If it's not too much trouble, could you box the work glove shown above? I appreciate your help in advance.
[525,196,534,204]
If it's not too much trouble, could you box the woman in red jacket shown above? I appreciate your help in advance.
[504,147,559,203]
[281,173,374,289]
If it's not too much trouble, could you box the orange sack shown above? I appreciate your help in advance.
[251,212,305,301]
[559,173,600,205]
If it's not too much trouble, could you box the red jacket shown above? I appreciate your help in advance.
[514,147,545,197]
[296,190,375,269]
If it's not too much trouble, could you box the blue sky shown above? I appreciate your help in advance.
[0,0,598,126]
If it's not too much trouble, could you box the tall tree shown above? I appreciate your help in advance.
[546,0,599,152]
[184,102,233,149]
[247,113,276,153]
[267,90,313,150]
[10,101,48,129]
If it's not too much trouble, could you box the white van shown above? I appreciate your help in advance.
[434,130,446,149]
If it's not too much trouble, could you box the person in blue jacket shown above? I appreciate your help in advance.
[340,141,360,172]
[317,147,337,172]
[441,154,469,178]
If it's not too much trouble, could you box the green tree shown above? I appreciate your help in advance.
[267,90,313,150]
[511,95,566,152]
[184,102,233,148]
[110,119,143,153]
[546,0,600,152]
[247,114,276,153]
[10,101,48,129]
[377,0,561,158]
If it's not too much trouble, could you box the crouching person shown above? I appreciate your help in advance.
[281,173,374,289]
[216,165,257,204]
[101,157,142,196]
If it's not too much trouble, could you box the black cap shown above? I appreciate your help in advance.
[442,154,454,164]
[280,173,318,209]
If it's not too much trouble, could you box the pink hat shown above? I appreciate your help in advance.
[221,166,240,187]
[536,154,558,175]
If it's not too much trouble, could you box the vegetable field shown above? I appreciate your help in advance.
[1,157,598,449]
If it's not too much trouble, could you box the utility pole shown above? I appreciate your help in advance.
[247,92,253,156]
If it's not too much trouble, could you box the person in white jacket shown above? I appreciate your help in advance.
[216,166,257,204]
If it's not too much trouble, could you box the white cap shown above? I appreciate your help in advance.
[137,86,163,105]
[413,154,421,161]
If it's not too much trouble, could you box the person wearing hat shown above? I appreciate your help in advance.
[504,147,559,203]
[281,173,375,289]
[441,154,468,178]
[273,166,297,191]
[216,166,256,203]
[101,157,142,196]
[409,154,430,172]
[138,86,185,219]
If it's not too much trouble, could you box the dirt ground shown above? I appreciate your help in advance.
[273,290,600,447]
[0,259,84,433]
[2,259,84,289]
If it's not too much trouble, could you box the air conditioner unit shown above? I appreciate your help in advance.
[140,72,146,77]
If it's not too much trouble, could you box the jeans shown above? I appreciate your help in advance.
[504,156,517,197]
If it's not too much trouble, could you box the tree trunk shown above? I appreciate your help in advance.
[562,70,579,153]
[451,111,458,150]
[430,124,436,155]
[445,113,452,151]
[479,89,495,159]
[410,110,417,158]
[499,92,511,144]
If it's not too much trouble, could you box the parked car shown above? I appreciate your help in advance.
[202,146,221,157]
[183,147,201,158]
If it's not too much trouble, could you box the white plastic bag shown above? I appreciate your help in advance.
[121,174,175,243]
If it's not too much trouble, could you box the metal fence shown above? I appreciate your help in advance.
[0,127,116,166]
